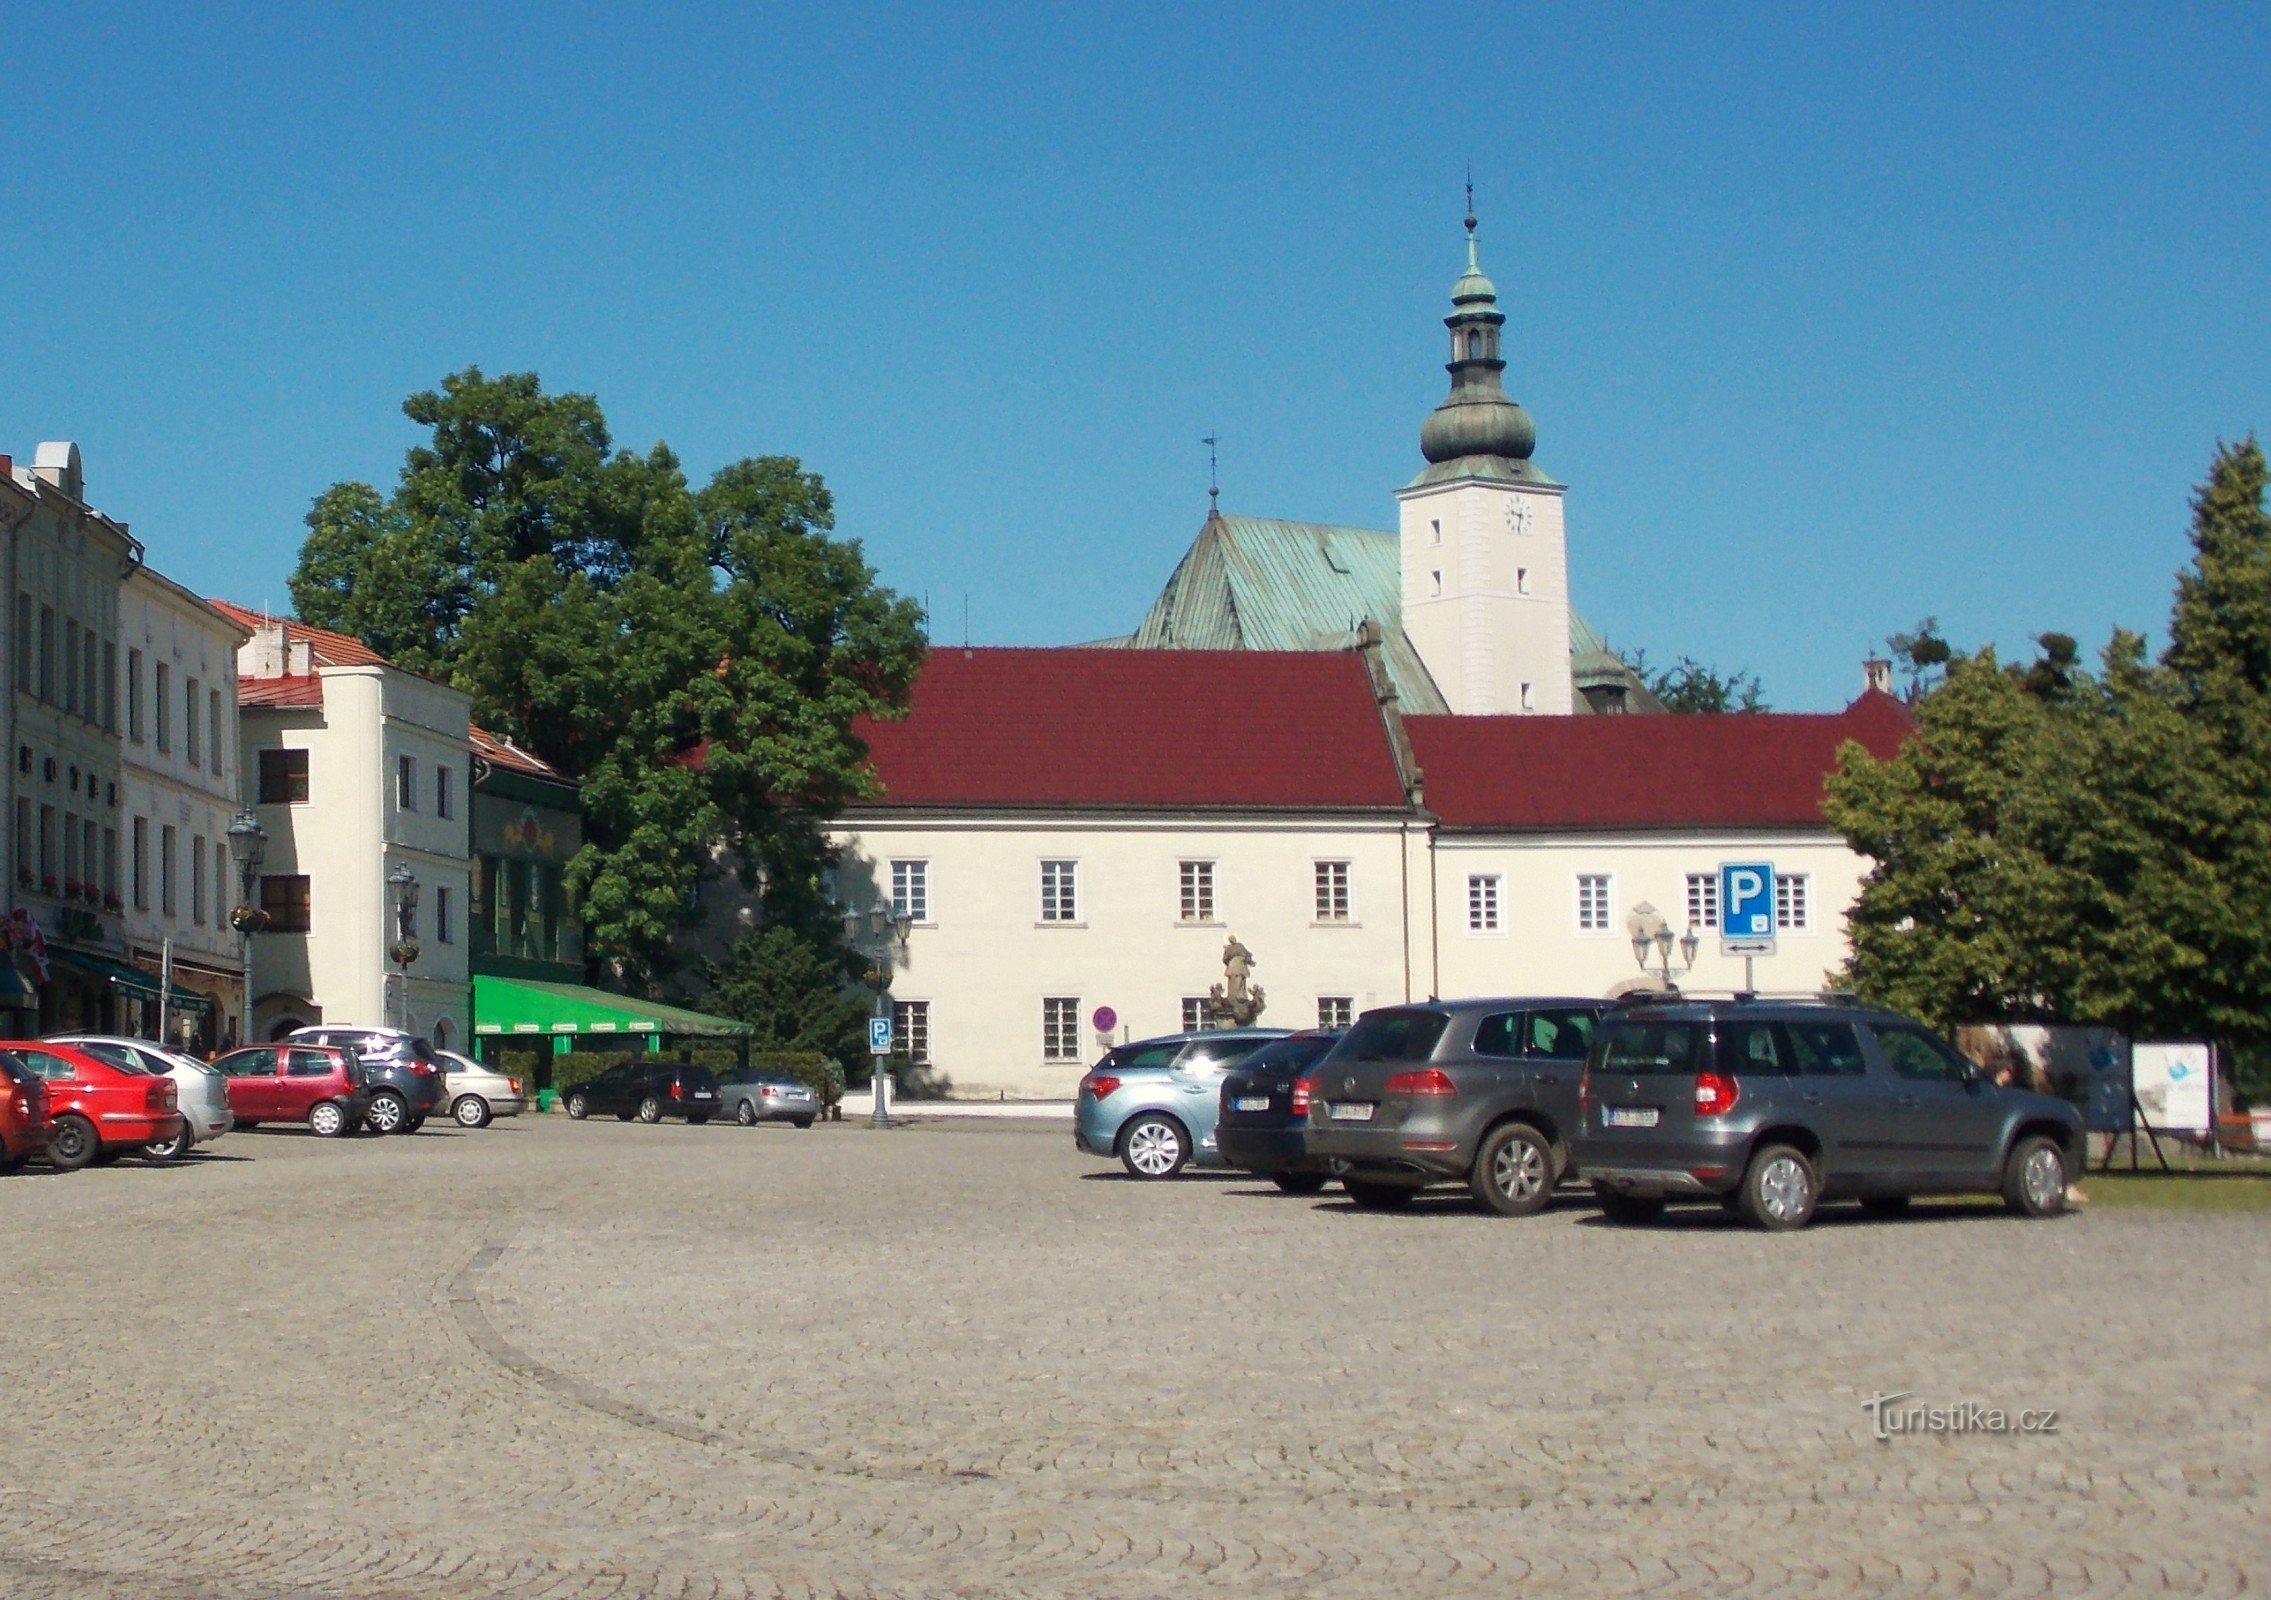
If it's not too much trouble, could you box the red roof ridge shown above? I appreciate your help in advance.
[470,724,565,779]
[208,599,397,670]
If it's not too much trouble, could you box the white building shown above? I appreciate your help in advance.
[219,604,474,1048]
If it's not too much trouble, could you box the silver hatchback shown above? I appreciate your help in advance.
[1074,1029,1289,1178]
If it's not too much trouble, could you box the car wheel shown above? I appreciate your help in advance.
[637,1096,663,1124]
[688,1113,711,1126]
[564,1092,590,1121]
[308,1100,350,1138]
[143,1124,193,1162]
[404,1115,427,1133]
[46,1114,99,1171]
[1118,1114,1188,1178]
[234,1120,260,1131]
[1271,1171,1329,1195]
[735,1098,758,1127]
[1470,1123,1554,1217]
[1343,1179,1416,1210]
[1738,1144,1819,1231]
[2002,1135,2069,1218]
[793,1117,814,1129]
[1859,1195,1911,1216]
[1592,1183,1666,1224]
[452,1095,491,1129]
[364,1091,408,1136]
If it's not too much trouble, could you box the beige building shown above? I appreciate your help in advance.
[219,605,474,1048]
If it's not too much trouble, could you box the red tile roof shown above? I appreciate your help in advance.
[237,675,325,709]
[852,647,1410,810]
[207,600,394,669]
[1406,692,1913,830]
[471,725,565,780]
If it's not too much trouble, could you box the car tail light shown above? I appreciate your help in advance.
[507,1079,522,1095]
[145,1080,176,1111]
[1694,1072,1741,1117]
[1384,1068,1458,1097]
[669,1081,683,1100]
[1578,1069,1593,1116]
[1082,1074,1121,1101]
[1290,1076,1314,1117]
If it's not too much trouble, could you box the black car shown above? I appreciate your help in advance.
[1302,998,1608,1214]
[1215,1031,1345,1192]
[1574,998,2086,1230]
[287,1026,445,1135]
[562,1061,722,1124]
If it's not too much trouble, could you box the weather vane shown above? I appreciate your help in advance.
[1202,432,1220,514]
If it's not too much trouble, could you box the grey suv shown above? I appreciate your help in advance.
[1301,999,1607,1214]
[1575,999,2085,1230]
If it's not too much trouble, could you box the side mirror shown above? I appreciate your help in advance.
[1960,1059,1984,1084]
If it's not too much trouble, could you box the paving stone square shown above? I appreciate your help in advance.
[0,1115,2264,1598]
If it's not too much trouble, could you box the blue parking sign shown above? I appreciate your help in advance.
[869,1015,894,1055]
[1721,863,1775,938]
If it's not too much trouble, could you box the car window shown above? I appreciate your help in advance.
[70,1041,142,1072]
[0,1051,28,1084]
[681,1066,720,1090]
[1873,1025,1971,1083]
[1596,1021,1705,1074]
[1526,1009,1597,1061]
[1471,1013,1522,1058]
[17,1049,82,1080]
[1783,1022,1868,1077]
[287,1049,335,1077]
[1178,1037,1274,1070]
[1343,1010,1451,1062]
[1106,1042,1183,1072]
[1716,1019,1794,1076]
[1229,1035,1338,1075]
[220,1048,280,1078]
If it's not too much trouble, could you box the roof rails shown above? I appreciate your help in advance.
[1608,989,1869,1009]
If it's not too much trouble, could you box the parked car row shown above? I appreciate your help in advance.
[560,1060,819,1127]
[1075,994,2087,1231]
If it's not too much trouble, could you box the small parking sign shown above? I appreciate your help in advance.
[1721,862,1776,952]
[868,1015,894,1055]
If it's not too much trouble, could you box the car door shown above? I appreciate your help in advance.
[217,1048,283,1119]
[1867,1023,2008,1187]
[1522,1007,1598,1136]
[1778,1019,1896,1188]
[1466,1010,1533,1113]
[279,1049,342,1120]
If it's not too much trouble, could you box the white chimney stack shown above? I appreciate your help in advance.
[1864,656,1893,696]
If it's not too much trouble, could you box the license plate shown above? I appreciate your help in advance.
[1605,1106,1659,1128]
[1232,1096,1270,1112]
[1328,1102,1375,1122]
[694,1091,714,1100]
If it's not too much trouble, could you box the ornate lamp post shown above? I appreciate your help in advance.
[387,864,421,1032]
[840,901,914,1129]
[1626,902,1702,993]
[225,810,267,1049]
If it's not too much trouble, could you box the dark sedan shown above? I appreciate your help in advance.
[563,1061,723,1124]
[1215,1031,1344,1192]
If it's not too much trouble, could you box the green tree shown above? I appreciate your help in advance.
[1885,617,1953,701]
[702,923,871,1064]
[1620,650,1767,713]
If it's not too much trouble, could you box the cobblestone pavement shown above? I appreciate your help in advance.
[1,1116,2265,1598]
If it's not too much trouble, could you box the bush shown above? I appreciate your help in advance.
[492,1047,546,1090]
[551,1047,657,1094]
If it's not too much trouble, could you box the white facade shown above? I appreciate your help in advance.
[234,620,473,1049]
[1398,475,1573,715]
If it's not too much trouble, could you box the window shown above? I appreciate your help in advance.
[12,798,26,877]
[1775,873,1811,932]
[12,593,29,693]
[184,677,201,765]
[1576,873,1612,932]
[154,662,172,751]
[131,817,147,907]
[1873,1025,1970,1083]
[286,1049,335,1078]
[436,884,453,944]
[1429,569,1442,597]
[126,649,144,740]
[207,689,223,774]
[1429,518,1441,546]
[1527,1008,1597,1060]
[160,826,178,916]
[38,606,54,702]
[1178,860,1214,923]
[890,859,929,922]
[81,820,96,896]
[1181,997,1208,1032]
[893,1000,931,1065]
[1467,873,1500,932]
[1600,1020,1706,1074]
[211,841,226,917]
[1042,997,1082,1061]
[1341,1007,1448,1061]
[1314,860,1351,922]
[1717,1020,1795,1076]
[191,836,208,925]
[1520,681,1535,712]
[258,748,309,805]
[1785,1022,1868,1077]
[435,765,454,820]
[1517,566,1531,595]
[1039,859,1078,923]
[102,643,118,732]
[82,631,97,723]
[38,806,55,882]
[1317,996,1354,1030]
[1685,873,1720,931]
[62,810,78,888]
[397,754,417,811]
[260,874,311,932]
[64,620,79,715]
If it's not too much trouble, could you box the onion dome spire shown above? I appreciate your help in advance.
[1418,204,1537,468]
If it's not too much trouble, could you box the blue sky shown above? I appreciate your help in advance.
[4,1,2264,709]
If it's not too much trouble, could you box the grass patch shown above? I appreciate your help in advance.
[2082,1170,2271,1211]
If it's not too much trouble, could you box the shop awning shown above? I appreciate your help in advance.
[49,949,215,1015]
[472,974,752,1039]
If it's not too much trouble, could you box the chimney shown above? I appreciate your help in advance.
[1864,656,1893,696]
[30,441,82,501]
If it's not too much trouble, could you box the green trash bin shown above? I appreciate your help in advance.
[536,1088,558,1114]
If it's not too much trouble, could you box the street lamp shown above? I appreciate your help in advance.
[840,900,914,1129]
[1626,901,1702,992]
[225,810,267,1049]
[387,864,421,1033]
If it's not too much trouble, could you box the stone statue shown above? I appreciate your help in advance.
[1205,934,1267,1028]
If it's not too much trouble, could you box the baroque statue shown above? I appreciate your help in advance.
[1205,934,1267,1028]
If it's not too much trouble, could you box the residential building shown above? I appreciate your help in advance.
[217,604,474,1048]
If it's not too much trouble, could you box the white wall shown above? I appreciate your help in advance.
[1398,476,1573,715]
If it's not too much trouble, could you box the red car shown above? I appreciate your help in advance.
[210,1044,370,1138]
[0,1051,51,1173]
[1,1040,182,1171]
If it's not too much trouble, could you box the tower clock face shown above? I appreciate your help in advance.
[1504,496,1535,537]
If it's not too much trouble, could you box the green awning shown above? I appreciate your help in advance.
[48,949,215,1015]
[472,974,752,1039]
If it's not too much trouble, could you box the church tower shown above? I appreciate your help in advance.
[1396,207,1574,715]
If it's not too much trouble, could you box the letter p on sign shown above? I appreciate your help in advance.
[1722,863,1774,937]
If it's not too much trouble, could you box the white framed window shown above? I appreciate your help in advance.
[1776,873,1811,932]
[1178,860,1214,923]
[1317,996,1354,1030]
[1467,873,1501,933]
[1314,860,1351,923]
[1039,859,1079,923]
[1576,873,1612,933]
[893,999,931,1064]
[1685,873,1720,931]
[397,754,418,812]
[891,859,929,922]
[1181,997,1208,1033]
[1042,997,1082,1060]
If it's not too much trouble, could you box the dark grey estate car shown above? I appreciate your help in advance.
[1301,999,1608,1214]
[1575,999,2086,1230]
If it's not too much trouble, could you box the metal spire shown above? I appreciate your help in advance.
[1202,433,1220,515]
[1464,166,1479,270]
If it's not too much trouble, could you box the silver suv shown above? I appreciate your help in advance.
[1575,999,2085,1230]
[1074,1029,1289,1177]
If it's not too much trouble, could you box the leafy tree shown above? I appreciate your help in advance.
[1884,617,1953,701]
[1619,650,1767,713]
[703,923,871,1065]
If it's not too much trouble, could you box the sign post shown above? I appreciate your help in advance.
[1719,862,1777,993]
[868,1013,894,1128]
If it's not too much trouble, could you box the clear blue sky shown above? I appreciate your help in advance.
[5,2,2264,709]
